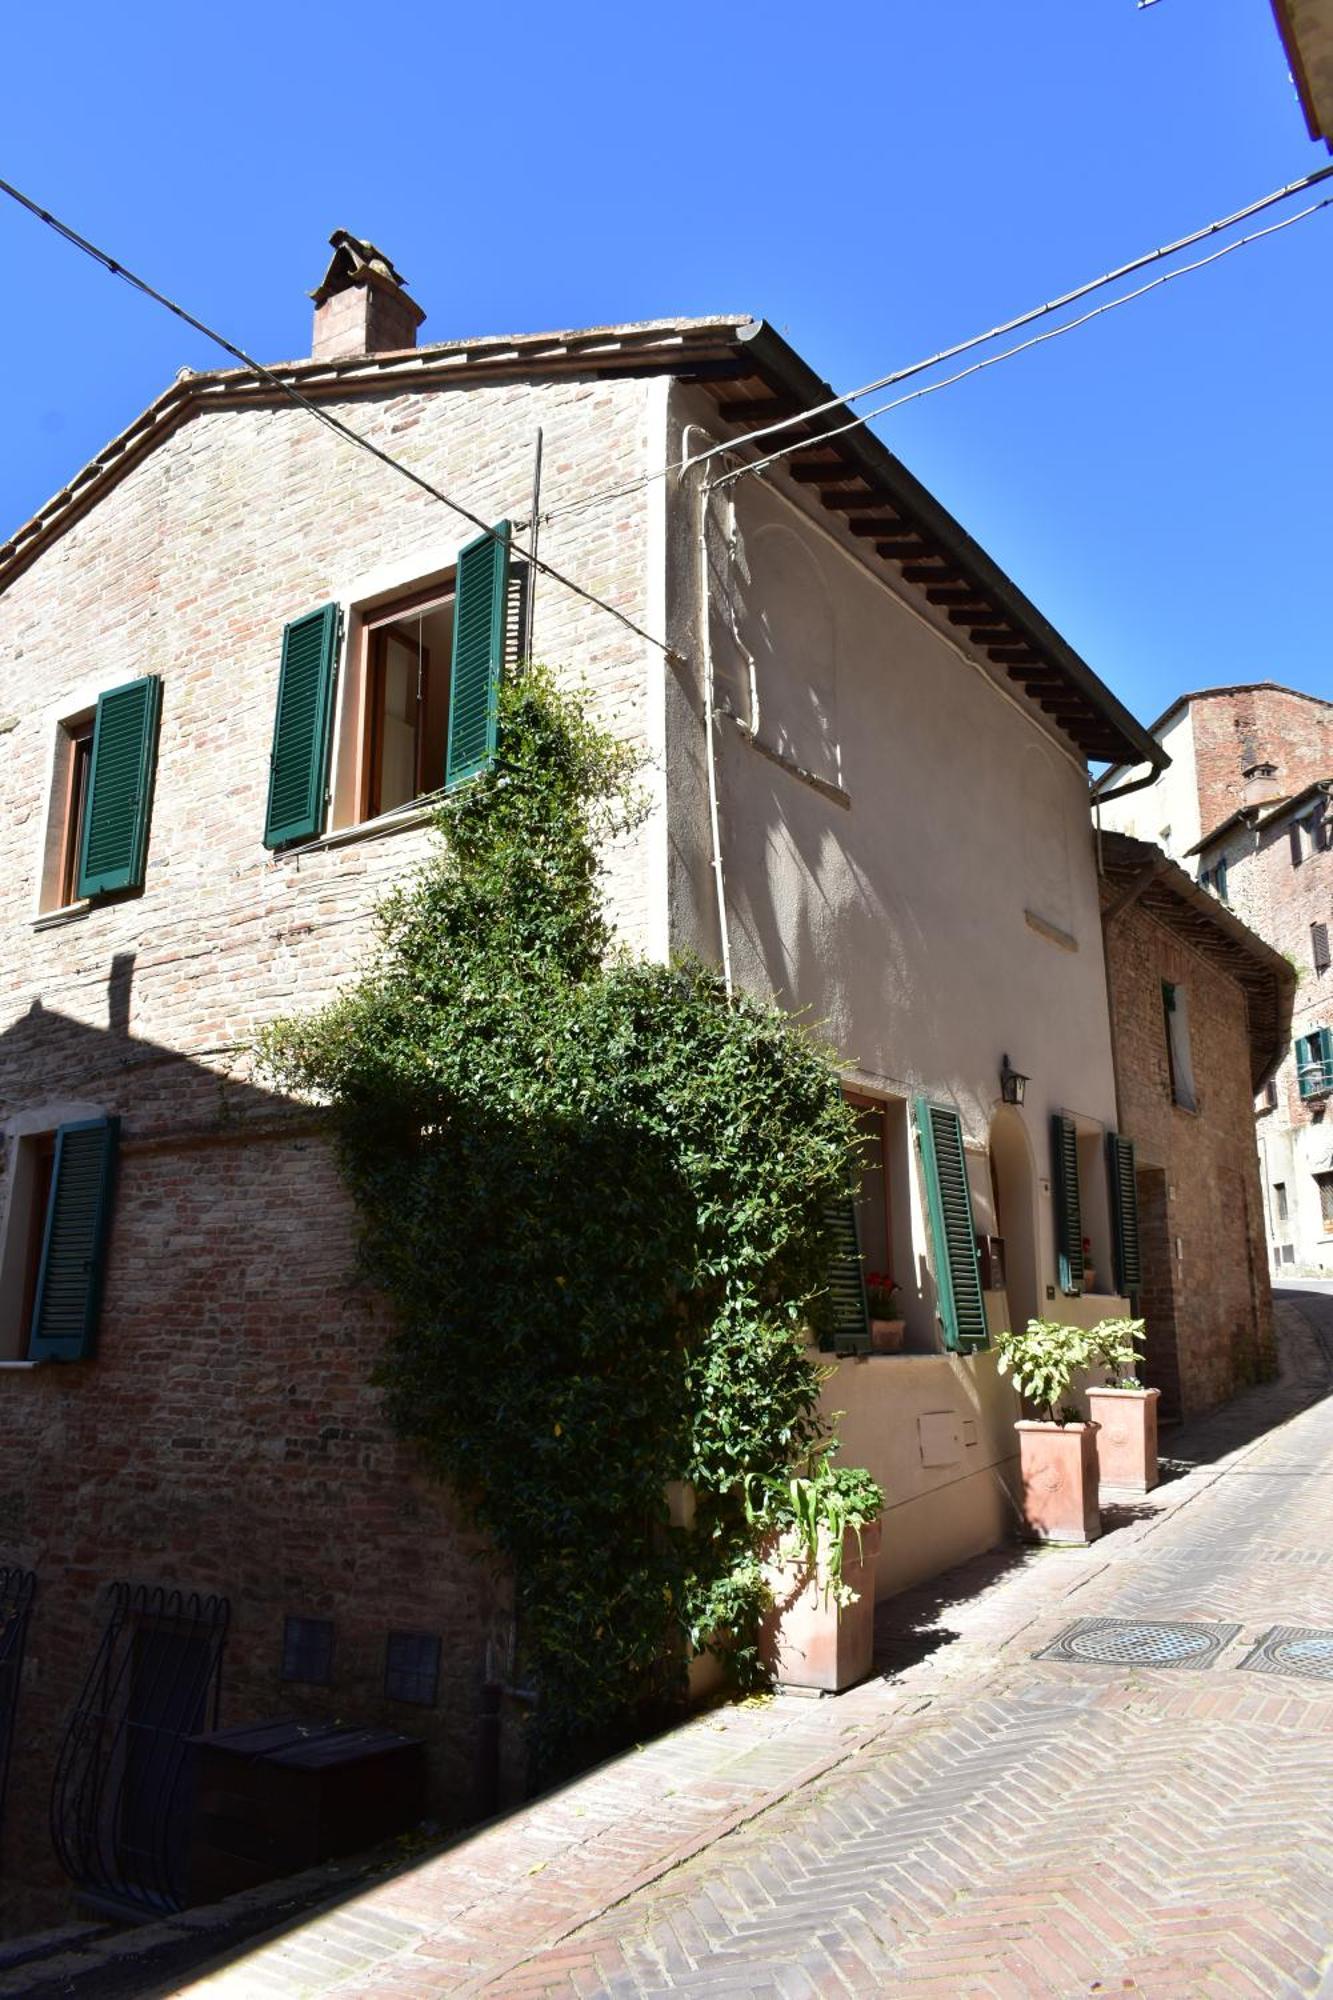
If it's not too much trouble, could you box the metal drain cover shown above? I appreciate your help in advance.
[1035,1618,1240,1669]
[1238,1626,1333,1683]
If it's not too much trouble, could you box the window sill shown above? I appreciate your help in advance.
[0,1360,42,1371]
[276,797,444,860]
[32,900,93,930]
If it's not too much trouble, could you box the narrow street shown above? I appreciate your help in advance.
[144,1288,1333,2000]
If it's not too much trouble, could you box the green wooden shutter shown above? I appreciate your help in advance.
[263,604,341,850]
[1051,1112,1084,1295]
[914,1099,988,1352]
[28,1118,120,1363]
[446,524,511,789]
[1106,1131,1141,1296]
[76,678,161,897]
[821,1196,870,1355]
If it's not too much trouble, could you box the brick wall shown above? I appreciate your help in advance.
[1191,686,1333,840]
[1102,900,1275,1417]
[0,371,662,1925]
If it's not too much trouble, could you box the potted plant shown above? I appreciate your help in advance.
[749,1448,885,1691]
[865,1272,906,1353]
[1085,1316,1159,1495]
[994,1318,1102,1544]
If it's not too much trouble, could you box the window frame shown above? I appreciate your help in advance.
[357,580,456,825]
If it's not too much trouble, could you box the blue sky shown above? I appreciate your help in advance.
[2,0,1329,730]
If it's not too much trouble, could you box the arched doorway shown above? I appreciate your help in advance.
[989,1107,1040,1334]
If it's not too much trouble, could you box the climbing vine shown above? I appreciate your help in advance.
[260,668,860,1773]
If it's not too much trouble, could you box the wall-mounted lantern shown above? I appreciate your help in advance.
[999,1054,1029,1107]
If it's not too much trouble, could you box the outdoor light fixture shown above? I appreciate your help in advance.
[999,1055,1029,1106]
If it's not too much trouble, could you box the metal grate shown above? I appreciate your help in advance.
[0,1568,36,1827]
[384,1631,442,1707]
[1237,1625,1333,1683]
[51,1582,229,1918]
[281,1615,335,1686]
[1035,1617,1240,1670]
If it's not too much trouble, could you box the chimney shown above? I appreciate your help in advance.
[1240,760,1283,810]
[309,232,426,362]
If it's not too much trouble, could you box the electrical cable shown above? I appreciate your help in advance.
[0,175,673,658]
[709,194,1333,492]
[543,162,1333,526]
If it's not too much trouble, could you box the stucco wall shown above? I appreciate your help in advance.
[663,384,1127,1590]
[1099,705,1200,863]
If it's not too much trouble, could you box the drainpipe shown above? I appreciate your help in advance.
[681,426,737,1001]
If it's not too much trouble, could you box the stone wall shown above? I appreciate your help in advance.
[1101,898,1275,1417]
[0,369,663,1924]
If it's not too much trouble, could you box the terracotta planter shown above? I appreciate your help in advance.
[1086,1386,1160,1496]
[760,1520,882,1692]
[1014,1421,1101,1544]
[870,1317,906,1353]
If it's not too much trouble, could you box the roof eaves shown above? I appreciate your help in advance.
[732,322,1163,774]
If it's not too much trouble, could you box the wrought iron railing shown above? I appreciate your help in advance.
[0,1567,37,1825]
[50,1583,229,1918]
[1298,1058,1333,1101]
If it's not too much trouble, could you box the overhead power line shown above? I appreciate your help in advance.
[710,193,1333,492]
[545,161,1333,525]
[0,175,672,658]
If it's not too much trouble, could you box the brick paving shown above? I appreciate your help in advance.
[163,1289,1333,2000]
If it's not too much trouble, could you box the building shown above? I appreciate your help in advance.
[1192,784,1333,1273]
[0,237,1160,1929]
[1096,682,1333,867]
[1098,831,1294,1415]
[1098,681,1333,1277]
[1269,0,1333,145]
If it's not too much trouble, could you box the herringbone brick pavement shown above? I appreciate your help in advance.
[170,1289,1333,2000]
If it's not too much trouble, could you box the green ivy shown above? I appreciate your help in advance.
[260,669,860,1775]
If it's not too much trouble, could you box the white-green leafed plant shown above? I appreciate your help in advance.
[994,1318,1097,1424]
[1088,1316,1147,1389]
[745,1448,884,1609]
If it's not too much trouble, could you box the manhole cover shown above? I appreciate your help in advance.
[1034,1618,1240,1669]
[1238,1625,1333,1683]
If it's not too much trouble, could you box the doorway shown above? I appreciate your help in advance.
[989,1107,1039,1333]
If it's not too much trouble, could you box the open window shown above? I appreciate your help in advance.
[39,682,161,913]
[264,524,512,851]
[0,1117,119,1362]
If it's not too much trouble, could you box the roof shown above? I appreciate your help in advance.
[1101,681,1333,785]
[0,313,1161,771]
[1270,0,1333,145]
[1099,829,1296,1088]
[1188,773,1333,855]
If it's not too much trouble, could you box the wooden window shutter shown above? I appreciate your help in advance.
[1313,922,1330,975]
[446,524,511,790]
[1051,1112,1084,1296]
[28,1118,120,1363]
[76,678,162,897]
[1106,1131,1141,1296]
[820,1196,871,1355]
[914,1099,988,1352]
[263,604,341,850]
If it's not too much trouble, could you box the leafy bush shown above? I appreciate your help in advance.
[994,1317,1097,1423]
[1088,1315,1147,1389]
[260,668,869,1774]
[746,1446,884,1607]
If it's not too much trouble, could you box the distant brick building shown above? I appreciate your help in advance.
[1098,683,1333,1277]
[1098,831,1293,1416]
[1193,783,1333,1273]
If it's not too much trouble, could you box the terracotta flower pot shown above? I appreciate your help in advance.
[760,1520,882,1692]
[870,1318,906,1353]
[1014,1421,1101,1544]
[1086,1386,1160,1496]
